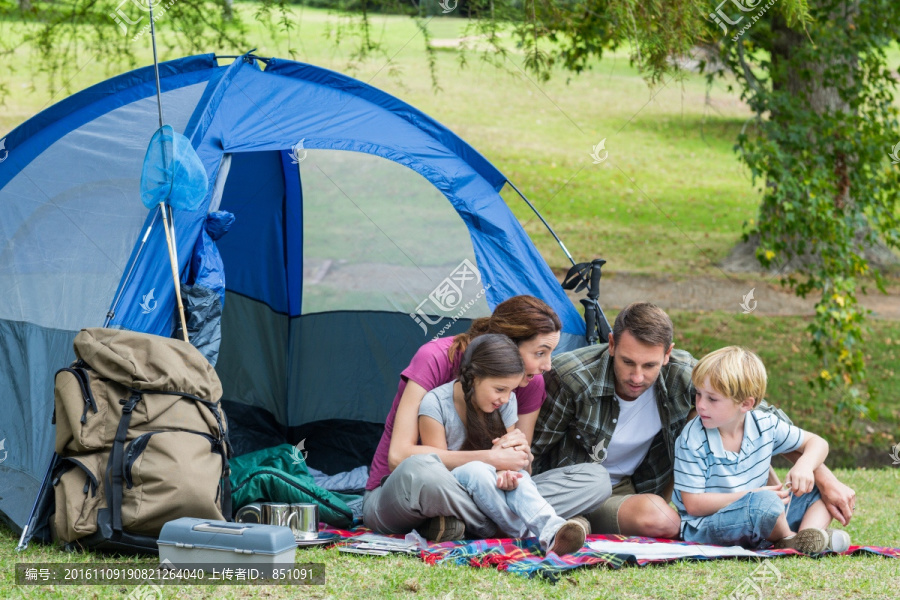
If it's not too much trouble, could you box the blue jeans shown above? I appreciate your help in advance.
[452,461,565,550]
[681,485,823,548]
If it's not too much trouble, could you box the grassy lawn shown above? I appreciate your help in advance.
[2,6,899,599]
[2,468,898,599]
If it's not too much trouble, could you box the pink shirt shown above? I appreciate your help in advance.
[365,336,546,490]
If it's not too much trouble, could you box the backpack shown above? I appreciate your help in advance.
[50,328,231,554]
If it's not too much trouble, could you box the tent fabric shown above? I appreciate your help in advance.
[0,54,218,191]
[0,51,590,535]
[263,60,507,193]
[176,284,223,366]
[189,210,234,306]
[0,82,206,331]
[174,210,235,365]
[0,322,76,532]
[95,55,583,335]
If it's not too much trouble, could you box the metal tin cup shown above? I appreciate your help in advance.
[260,502,291,527]
[234,503,262,524]
[288,503,319,540]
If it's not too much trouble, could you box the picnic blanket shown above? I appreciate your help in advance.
[316,526,900,581]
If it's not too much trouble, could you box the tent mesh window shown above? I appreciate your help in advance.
[215,150,490,468]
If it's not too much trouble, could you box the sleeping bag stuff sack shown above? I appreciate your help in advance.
[51,328,231,554]
[229,445,356,528]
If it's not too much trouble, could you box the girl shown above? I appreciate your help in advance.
[364,295,560,538]
[417,334,588,555]
[369,295,562,493]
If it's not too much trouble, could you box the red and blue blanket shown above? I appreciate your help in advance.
[318,526,900,580]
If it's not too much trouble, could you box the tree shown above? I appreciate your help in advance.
[452,0,900,417]
[715,1,900,417]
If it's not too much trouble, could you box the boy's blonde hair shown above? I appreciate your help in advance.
[692,346,767,407]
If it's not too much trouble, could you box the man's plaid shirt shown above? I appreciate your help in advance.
[531,343,697,497]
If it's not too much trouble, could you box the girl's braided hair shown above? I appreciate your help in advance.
[457,334,525,451]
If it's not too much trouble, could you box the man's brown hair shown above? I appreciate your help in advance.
[612,302,673,349]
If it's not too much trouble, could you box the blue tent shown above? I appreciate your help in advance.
[0,53,588,533]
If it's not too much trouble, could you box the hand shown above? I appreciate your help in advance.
[492,429,527,450]
[817,473,857,526]
[755,484,791,505]
[496,470,523,491]
[487,445,530,471]
[492,429,533,466]
[785,467,815,496]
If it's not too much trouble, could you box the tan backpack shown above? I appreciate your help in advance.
[51,328,231,552]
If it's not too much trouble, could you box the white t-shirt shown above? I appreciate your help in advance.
[418,381,518,451]
[603,386,662,486]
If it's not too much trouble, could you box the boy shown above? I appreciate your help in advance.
[673,346,850,553]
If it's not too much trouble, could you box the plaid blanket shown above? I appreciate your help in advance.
[317,526,900,581]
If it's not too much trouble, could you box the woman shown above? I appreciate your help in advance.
[363,295,608,540]
[418,334,588,555]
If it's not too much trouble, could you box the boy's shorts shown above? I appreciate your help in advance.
[585,477,637,534]
[681,485,824,548]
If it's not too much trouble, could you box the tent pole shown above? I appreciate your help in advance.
[506,181,577,268]
[160,203,190,342]
[149,0,164,128]
[104,210,161,327]
[508,180,612,342]
[16,454,57,552]
[148,1,189,342]
[167,204,190,341]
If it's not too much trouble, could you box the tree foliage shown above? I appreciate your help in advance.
[0,0,257,96]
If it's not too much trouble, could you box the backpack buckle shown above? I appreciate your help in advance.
[121,392,141,414]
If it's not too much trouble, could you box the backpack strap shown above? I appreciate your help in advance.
[107,391,142,539]
[214,443,233,521]
[52,365,97,426]
[221,450,232,520]
[201,399,232,519]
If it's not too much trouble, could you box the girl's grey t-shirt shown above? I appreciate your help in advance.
[418,381,518,451]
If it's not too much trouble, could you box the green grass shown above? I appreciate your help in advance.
[2,468,898,599]
[299,151,473,268]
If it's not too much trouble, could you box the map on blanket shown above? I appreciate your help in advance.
[587,539,766,559]
[342,533,422,555]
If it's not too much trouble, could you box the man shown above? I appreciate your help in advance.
[531,302,857,538]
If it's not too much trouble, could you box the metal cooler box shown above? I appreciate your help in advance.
[158,517,296,577]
